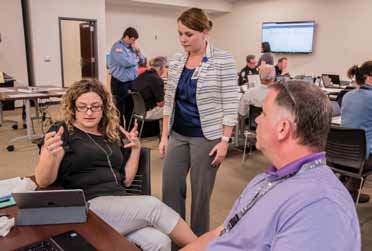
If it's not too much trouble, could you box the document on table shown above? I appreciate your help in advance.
[8,93,47,98]
[0,88,16,93]
[0,177,37,208]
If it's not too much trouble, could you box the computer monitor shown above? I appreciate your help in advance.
[323,74,340,85]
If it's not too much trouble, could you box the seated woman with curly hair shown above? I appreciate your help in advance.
[35,79,196,251]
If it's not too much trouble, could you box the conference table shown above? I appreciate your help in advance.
[0,86,66,150]
[0,205,140,251]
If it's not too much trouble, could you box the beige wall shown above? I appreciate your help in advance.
[0,0,28,86]
[211,0,372,79]
[61,20,84,87]
[106,3,183,59]
[27,0,106,87]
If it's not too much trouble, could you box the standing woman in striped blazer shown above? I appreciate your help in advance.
[159,8,239,236]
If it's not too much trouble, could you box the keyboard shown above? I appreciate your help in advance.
[15,239,62,251]
[14,231,96,251]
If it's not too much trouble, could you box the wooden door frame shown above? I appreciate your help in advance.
[58,17,98,87]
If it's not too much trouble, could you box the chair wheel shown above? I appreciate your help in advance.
[23,124,27,129]
[12,124,18,130]
[6,145,15,152]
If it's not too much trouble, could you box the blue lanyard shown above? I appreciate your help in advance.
[220,157,326,236]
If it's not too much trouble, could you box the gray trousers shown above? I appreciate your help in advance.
[89,195,179,251]
[162,132,220,236]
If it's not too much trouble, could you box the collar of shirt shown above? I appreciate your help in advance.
[265,152,326,180]
[360,84,372,91]
[120,40,132,49]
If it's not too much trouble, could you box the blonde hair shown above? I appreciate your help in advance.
[61,79,120,142]
[178,8,213,32]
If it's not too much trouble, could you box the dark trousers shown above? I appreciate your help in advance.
[162,132,220,236]
[111,76,133,128]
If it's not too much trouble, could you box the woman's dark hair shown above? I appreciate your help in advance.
[261,42,271,53]
[347,61,372,85]
[177,8,212,32]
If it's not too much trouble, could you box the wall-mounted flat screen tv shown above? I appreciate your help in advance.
[262,21,315,53]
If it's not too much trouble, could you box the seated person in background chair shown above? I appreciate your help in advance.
[137,57,149,75]
[35,79,196,251]
[238,55,258,86]
[238,65,275,117]
[181,81,361,251]
[275,57,290,79]
[132,56,167,120]
[341,61,372,203]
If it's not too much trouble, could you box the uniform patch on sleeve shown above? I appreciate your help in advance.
[115,48,124,53]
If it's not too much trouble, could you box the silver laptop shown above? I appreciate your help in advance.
[12,189,88,226]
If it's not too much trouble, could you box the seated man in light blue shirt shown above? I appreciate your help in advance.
[181,81,360,251]
[341,61,372,202]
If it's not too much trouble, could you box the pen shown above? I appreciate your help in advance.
[0,195,11,203]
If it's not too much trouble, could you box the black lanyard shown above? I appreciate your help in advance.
[220,158,326,236]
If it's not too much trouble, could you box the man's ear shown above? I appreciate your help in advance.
[277,119,292,141]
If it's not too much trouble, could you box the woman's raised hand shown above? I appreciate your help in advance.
[120,120,140,149]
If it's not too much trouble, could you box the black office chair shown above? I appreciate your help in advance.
[128,92,161,139]
[125,147,151,195]
[326,126,372,206]
[242,105,262,162]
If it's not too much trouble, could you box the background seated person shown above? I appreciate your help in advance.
[137,57,149,75]
[181,81,360,251]
[238,65,275,117]
[238,55,258,86]
[341,61,372,203]
[132,56,167,120]
[35,79,196,251]
[275,57,290,79]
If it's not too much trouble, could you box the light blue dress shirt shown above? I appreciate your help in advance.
[208,153,360,251]
[108,40,144,83]
[341,84,372,156]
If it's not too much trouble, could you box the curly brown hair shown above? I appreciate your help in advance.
[61,79,120,142]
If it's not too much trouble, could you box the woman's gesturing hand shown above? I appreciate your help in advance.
[120,120,140,149]
[43,126,65,158]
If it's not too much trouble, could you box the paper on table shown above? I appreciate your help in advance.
[8,93,47,98]
[0,88,16,93]
[16,88,33,93]
[0,177,37,198]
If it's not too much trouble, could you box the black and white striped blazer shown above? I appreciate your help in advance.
[164,43,239,140]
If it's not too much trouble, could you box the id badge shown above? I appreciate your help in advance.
[191,67,201,80]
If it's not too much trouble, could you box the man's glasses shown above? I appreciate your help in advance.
[75,105,103,113]
[277,81,297,108]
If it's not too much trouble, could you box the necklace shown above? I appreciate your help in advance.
[83,131,119,185]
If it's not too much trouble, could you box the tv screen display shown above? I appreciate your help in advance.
[262,21,315,53]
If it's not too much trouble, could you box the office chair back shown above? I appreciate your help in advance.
[128,92,147,137]
[326,126,366,176]
[248,105,263,131]
[242,105,263,162]
[126,147,151,195]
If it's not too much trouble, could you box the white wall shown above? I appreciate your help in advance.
[211,0,372,79]
[0,0,28,86]
[61,20,84,87]
[27,0,106,87]
[106,3,183,59]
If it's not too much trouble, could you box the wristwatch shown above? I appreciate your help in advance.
[221,136,231,143]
